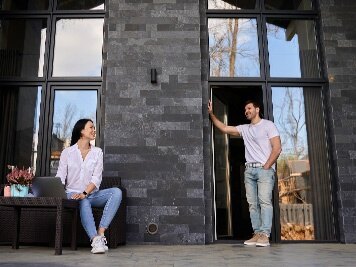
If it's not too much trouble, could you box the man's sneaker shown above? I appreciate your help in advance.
[91,235,106,254]
[244,233,260,246]
[256,233,270,247]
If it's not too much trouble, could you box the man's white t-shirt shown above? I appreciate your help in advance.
[236,119,280,169]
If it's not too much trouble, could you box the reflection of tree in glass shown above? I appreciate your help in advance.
[61,103,77,142]
[267,21,299,44]
[209,18,259,77]
[54,103,77,147]
[267,23,281,38]
[274,88,306,159]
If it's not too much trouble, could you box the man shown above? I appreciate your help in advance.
[208,99,282,247]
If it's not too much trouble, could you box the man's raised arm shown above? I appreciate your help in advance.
[208,100,240,136]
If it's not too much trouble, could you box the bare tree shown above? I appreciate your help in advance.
[228,18,239,77]
[209,18,259,77]
[275,88,306,158]
[60,103,77,141]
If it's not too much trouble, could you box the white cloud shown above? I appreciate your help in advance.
[52,18,104,77]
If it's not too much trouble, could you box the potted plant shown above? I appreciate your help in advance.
[6,165,34,197]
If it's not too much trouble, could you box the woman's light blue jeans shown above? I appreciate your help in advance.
[67,188,122,240]
[244,167,275,236]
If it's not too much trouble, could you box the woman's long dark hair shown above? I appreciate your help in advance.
[70,119,93,146]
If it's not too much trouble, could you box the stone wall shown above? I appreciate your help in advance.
[319,0,356,243]
[103,0,207,244]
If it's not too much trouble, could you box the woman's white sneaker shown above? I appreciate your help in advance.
[101,236,109,251]
[91,236,106,254]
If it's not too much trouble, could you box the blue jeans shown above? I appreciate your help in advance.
[244,167,275,236]
[67,188,122,240]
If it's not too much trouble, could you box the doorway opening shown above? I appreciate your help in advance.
[212,85,264,241]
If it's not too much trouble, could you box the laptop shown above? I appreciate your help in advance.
[31,176,67,198]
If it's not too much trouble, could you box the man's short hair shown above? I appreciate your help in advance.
[244,100,261,109]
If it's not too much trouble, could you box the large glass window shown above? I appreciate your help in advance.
[52,18,104,77]
[0,86,42,177]
[0,0,49,10]
[267,19,319,78]
[209,18,260,77]
[207,0,334,242]
[0,1,104,180]
[0,19,47,78]
[50,90,97,175]
[272,87,334,240]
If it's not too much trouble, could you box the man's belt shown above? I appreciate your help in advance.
[245,162,264,168]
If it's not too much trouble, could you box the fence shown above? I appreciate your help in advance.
[280,203,313,226]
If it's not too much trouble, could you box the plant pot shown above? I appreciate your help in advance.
[4,185,11,197]
[10,184,29,197]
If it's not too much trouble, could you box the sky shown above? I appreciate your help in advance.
[52,18,104,77]
[52,90,98,138]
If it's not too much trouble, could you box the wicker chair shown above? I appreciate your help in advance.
[0,176,126,249]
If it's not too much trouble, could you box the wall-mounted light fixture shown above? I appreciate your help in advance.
[151,68,157,83]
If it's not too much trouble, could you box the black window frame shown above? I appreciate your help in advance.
[0,0,105,177]
[206,0,337,243]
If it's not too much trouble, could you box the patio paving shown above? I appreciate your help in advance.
[0,243,356,267]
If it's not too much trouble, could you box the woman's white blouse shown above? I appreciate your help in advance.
[56,144,103,193]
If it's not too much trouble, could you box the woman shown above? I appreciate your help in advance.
[56,119,122,254]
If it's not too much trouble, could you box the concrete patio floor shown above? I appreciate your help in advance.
[1,243,356,267]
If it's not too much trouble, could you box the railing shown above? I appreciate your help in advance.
[280,203,313,225]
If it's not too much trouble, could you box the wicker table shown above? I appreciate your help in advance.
[0,196,78,255]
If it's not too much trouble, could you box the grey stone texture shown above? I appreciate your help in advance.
[2,244,356,266]
[319,0,356,243]
[103,0,206,244]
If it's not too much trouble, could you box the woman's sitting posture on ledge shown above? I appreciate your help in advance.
[56,119,122,254]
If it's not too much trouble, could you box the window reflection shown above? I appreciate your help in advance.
[0,86,42,176]
[50,90,97,175]
[272,87,332,240]
[52,19,104,77]
[267,19,319,78]
[209,18,260,77]
[208,0,256,9]
[0,0,48,10]
[265,0,312,10]
[57,0,104,10]
[0,19,47,78]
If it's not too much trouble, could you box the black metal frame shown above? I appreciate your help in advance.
[0,0,105,177]
[206,0,338,242]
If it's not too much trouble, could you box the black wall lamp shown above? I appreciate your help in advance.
[151,68,157,83]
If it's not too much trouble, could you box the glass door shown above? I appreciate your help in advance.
[212,94,233,238]
[211,85,264,241]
